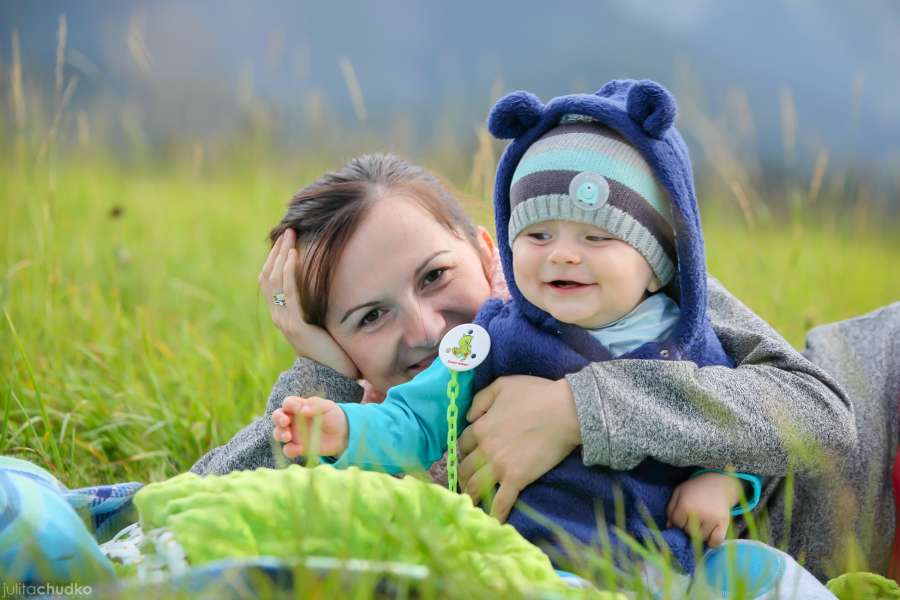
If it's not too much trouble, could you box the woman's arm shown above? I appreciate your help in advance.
[190,357,364,475]
[569,275,856,475]
[459,276,857,520]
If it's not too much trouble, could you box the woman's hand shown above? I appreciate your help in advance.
[259,228,359,379]
[457,375,582,522]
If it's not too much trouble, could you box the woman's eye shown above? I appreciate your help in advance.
[422,268,446,288]
[359,308,384,328]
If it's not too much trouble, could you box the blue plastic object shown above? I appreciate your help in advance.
[0,456,116,584]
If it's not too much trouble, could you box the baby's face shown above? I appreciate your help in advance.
[512,220,660,328]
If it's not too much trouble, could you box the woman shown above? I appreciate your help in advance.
[190,153,899,581]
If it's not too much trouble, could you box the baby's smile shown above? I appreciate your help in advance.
[545,280,596,293]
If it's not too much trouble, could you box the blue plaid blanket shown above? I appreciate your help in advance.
[0,456,142,584]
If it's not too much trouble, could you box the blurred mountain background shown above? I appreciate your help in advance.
[2,0,899,215]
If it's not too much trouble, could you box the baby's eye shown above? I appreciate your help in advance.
[586,234,613,242]
[421,268,446,288]
[527,232,551,241]
[359,308,386,328]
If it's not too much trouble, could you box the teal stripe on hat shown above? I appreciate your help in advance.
[511,149,670,221]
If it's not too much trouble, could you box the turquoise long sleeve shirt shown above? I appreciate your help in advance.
[332,358,473,474]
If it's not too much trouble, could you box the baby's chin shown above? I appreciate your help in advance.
[523,288,626,328]
[546,307,624,329]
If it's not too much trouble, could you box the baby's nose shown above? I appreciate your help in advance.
[548,246,581,264]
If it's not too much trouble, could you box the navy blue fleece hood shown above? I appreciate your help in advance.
[486,79,721,364]
[468,80,734,572]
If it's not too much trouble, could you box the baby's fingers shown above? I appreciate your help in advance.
[283,441,305,459]
[282,396,303,413]
[698,518,717,543]
[669,505,688,531]
[708,523,727,548]
[273,424,293,443]
[272,408,291,428]
[666,487,682,526]
[300,396,333,416]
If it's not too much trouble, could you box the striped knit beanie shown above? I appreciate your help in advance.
[508,114,677,286]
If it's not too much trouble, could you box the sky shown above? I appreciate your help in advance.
[2,0,899,179]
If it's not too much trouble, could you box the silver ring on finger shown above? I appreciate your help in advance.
[273,292,287,306]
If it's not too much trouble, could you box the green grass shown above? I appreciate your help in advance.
[703,208,899,347]
[2,158,309,485]
[2,155,899,597]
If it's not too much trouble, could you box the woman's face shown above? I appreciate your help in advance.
[325,194,493,393]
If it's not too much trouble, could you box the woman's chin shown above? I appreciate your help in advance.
[406,362,431,378]
[406,352,439,378]
[407,366,427,378]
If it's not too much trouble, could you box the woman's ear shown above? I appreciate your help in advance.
[647,275,662,293]
[475,226,496,276]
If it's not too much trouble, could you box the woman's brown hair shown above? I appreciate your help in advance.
[268,153,481,326]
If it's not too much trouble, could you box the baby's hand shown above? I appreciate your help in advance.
[272,404,296,448]
[272,396,348,458]
[666,472,742,547]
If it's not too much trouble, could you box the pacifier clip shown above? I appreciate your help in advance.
[438,323,490,492]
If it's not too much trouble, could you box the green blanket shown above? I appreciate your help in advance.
[134,464,613,595]
[827,572,900,599]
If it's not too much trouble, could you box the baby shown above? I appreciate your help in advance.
[274,80,760,572]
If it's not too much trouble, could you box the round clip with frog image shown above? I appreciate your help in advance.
[439,324,490,372]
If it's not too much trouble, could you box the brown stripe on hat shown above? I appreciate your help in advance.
[606,180,676,264]
[510,169,577,209]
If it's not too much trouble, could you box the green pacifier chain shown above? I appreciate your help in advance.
[439,323,490,494]
[446,370,460,492]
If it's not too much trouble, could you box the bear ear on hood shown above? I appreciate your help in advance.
[487,91,544,139]
[626,80,677,140]
[595,80,630,100]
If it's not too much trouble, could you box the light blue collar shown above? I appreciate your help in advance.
[587,293,680,357]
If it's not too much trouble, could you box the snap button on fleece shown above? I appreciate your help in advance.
[660,349,670,358]
[577,182,598,203]
[569,172,609,211]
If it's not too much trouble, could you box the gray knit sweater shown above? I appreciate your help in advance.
[190,276,900,580]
